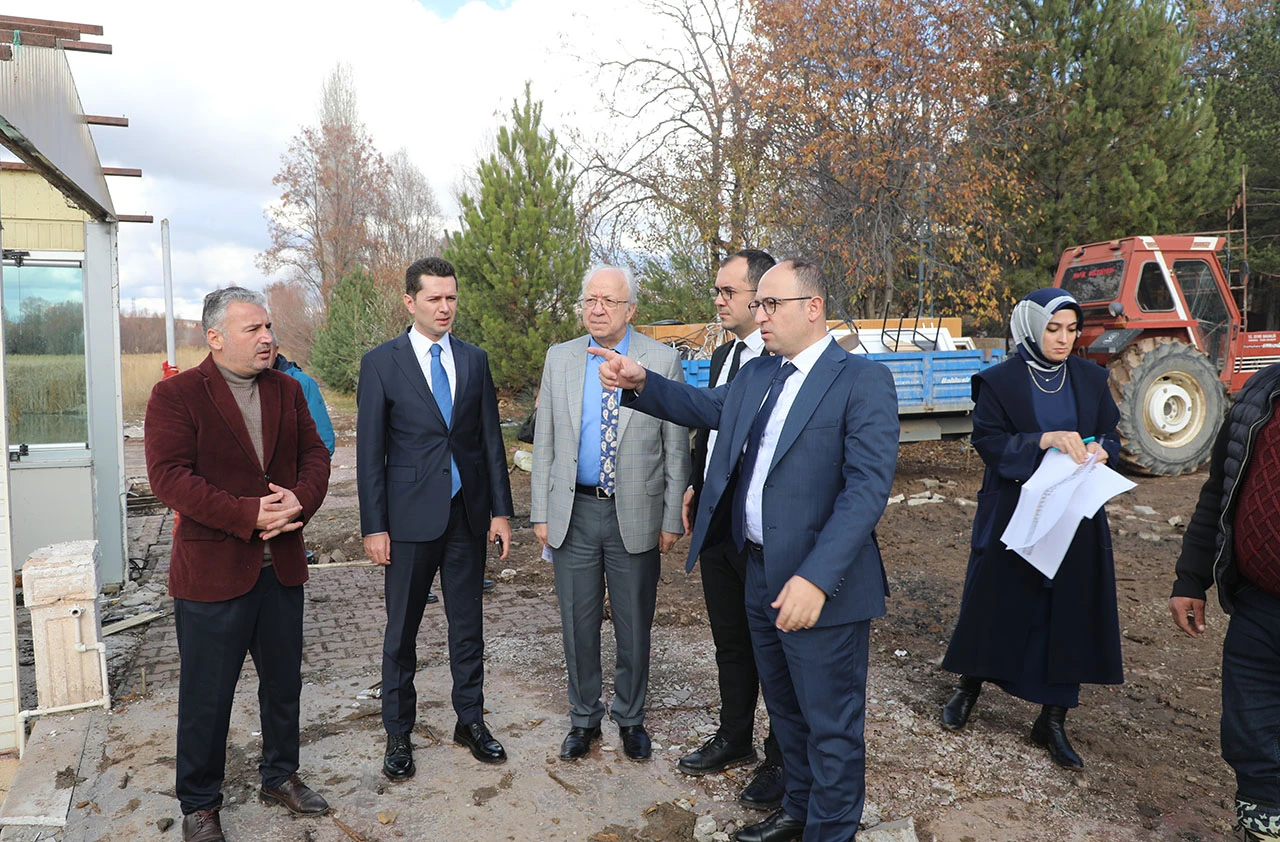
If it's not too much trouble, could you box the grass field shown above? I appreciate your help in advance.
[121,347,209,420]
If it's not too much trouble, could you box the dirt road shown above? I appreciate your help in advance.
[111,418,1232,842]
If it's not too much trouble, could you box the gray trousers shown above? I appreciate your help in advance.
[553,492,660,728]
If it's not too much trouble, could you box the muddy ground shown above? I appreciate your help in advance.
[132,401,1234,842]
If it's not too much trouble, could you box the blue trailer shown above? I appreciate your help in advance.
[680,346,1004,442]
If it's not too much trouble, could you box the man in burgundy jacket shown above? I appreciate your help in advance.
[145,287,331,842]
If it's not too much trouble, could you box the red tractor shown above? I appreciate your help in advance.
[1054,235,1275,476]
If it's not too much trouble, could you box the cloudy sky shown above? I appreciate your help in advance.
[25,0,674,318]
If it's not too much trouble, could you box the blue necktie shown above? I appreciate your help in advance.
[732,362,797,550]
[430,344,462,498]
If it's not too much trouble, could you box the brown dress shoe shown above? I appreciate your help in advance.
[182,809,225,842]
[260,773,330,815]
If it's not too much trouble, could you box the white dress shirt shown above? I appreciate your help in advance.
[745,333,834,545]
[407,328,456,406]
[704,329,765,483]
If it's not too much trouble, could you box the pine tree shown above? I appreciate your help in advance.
[994,0,1237,288]
[310,267,394,392]
[1208,2,1280,281]
[444,84,590,392]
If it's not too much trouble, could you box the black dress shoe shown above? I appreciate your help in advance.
[739,761,784,811]
[454,720,507,764]
[383,734,415,781]
[425,591,439,605]
[1031,705,1084,769]
[619,724,652,761]
[678,734,756,775]
[559,725,601,760]
[940,675,983,732]
[734,808,805,842]
[482,578,495,593]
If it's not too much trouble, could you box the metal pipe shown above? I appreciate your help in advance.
[162,218,176,368]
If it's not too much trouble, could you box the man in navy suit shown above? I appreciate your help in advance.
[595,258,898,842]
[357,256,514,781]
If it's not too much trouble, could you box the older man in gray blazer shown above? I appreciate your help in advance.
[532,265,689,762]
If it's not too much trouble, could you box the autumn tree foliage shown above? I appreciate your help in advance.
[259,64,445,367]
[745,0,1014,324]
[258,111,391,301]
[263,280,323,366]
[444,85,589,392]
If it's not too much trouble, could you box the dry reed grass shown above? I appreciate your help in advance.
[121,347,208,421]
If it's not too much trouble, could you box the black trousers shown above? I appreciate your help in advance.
[382,495,487,734]
[174,565,303,814]
[1222,583,1280,807]
[700,536,781,764]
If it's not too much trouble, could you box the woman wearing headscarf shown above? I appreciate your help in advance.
[938,288,1124,769]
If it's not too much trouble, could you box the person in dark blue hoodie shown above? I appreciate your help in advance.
[270,335,335,456]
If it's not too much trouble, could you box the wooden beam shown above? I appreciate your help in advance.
[85,115,128,127]
[59,39,111,54]
[0,21,82,40]
[117,214,154,224]
[0,44,10,61]
[102,611,163,636]
[0,29,55,48]
[0,15,103,36]
[2,162,142,178]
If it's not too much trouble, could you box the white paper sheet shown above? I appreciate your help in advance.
[1000,449,1137,579]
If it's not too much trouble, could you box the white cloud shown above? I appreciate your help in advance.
[25,0,677,316]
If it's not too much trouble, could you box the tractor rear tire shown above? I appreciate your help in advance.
[1108,337,1224,476]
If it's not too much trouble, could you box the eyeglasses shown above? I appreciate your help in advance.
[747,296,811,316]
[711,285,756,301]
[580,296,628,311]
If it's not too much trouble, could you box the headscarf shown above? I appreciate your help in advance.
[1009,288,1083,372]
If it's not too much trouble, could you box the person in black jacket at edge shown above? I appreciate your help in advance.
[939,288,1124,770]
[1171,361,1280,842]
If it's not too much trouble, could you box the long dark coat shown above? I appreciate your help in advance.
[941,355,1124,686]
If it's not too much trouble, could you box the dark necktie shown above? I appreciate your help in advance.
[726,340,747,382]
[599,385,619,496]
[732,362,798,550]
[430,344,462,498]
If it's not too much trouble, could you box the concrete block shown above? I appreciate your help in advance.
[22,542,99,606]
[23,542,105,709]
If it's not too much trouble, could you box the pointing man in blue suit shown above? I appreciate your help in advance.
[594,258,899,842]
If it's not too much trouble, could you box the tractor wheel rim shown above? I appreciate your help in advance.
[1144,373,1206,445]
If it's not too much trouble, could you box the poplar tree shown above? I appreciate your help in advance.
[444,84,589,392]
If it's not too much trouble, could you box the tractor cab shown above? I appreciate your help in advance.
[1053,236,1242,476]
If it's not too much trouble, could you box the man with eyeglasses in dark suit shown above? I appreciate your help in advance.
[677,249,785,812]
